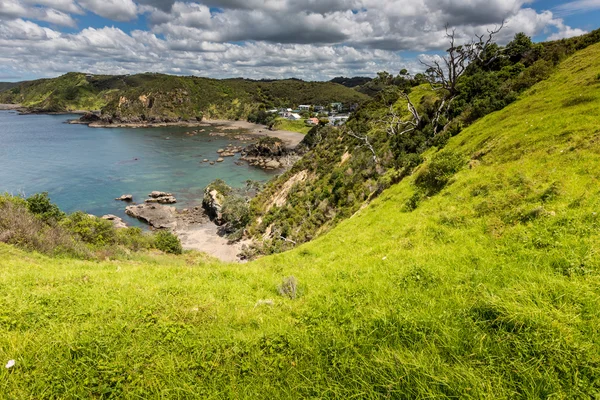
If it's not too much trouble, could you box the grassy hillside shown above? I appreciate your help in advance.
[0,73,369,120]
[1,42,600,397]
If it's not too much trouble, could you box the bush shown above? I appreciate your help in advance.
[155,230,183,254]
[26,192,65,222]
[414,150,464,196]
[221,196,251,240]
[116,227,154,251]
[60,211,116,246]
[0,195,89,258]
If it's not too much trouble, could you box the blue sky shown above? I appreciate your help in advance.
[0,0,598,81]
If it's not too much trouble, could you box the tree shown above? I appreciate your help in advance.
[385,23,504,138]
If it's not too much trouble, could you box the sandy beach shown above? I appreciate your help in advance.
[205,119,305,148]
[175,221,247,263]
[0,104,21,110]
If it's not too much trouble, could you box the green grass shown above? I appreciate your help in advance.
[272,118,312,134]
[2,44,600,398]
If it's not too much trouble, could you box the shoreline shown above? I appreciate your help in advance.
[76,118,305,148]
[0,104,22,110]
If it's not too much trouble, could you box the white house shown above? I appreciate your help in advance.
[288,113,302,120]
[298,105,311,112]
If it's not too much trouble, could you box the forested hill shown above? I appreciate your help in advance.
[0,82,19,92]
[0,73,369,121]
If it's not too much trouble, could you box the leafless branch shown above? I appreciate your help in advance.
[347,128,378,164]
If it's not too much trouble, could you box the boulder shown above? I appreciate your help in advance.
[101,214,127,229]
[125,204,177,229]
[115,194,133,202]
[149,191,172,198]
[264,160,281,169]
[145,196,177,204]
[216,158,224,163]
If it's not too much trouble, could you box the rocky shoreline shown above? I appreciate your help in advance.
[120,190,246,262]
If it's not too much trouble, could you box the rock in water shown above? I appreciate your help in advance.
[149,191,172,198]
[115,194,133,201]
[146,191,177,204]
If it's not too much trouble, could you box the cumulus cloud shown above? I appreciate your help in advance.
[78,0,138,21]
[547,18,588,40]
[0,0,591,81]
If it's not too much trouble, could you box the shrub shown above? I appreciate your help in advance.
[414,150,464,196]
[0,195,89,258]
[116,227,154,251]
[60,211,116,246]
[221,196,251,241]
[155,230,183,254]
[26,192,65,222]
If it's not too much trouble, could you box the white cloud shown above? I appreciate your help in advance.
[553,0,600,16]
[0,0,591,81]
[547,18,588,40]
[78,0,138,21]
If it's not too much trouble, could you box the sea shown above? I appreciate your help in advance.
[0,110,277,225]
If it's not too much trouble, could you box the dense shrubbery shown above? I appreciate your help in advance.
[0,193,180,258]
[155,231,183,254]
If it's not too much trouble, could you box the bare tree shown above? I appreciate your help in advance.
[421,22,504,95]
[384,23,503,138]
[346,128,378,164]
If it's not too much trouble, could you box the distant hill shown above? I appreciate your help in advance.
[329,76,373,88]
[0,73,370,122]
[0,82,19,93]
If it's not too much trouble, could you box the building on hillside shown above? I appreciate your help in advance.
[330,115,350,126]
[330,102,343,112]
[314,105,325,112]
[267,109,278,113]
[298,105,311,112]
[288,113,302,120]
[306,117,320,125]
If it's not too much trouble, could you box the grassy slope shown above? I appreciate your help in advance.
[2,45,600,398]
[272,118,312,134]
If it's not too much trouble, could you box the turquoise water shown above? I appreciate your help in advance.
[0,111,276,224]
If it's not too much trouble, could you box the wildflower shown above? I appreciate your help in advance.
[5,359,15,369]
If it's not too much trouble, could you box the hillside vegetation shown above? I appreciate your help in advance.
[243,29,600,254]
[1,40,600,398]
[0,73,368,121]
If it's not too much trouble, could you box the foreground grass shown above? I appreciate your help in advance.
[2,45,600,398]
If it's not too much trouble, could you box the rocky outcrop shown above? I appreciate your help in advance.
[115,194,133,202]
[125,203,207,230]
[125,204,177,229]
[241,137,290,170]
[101,214,128,229]
[145,191,177,204]
[203,188,225,225]
[217,145,243,158]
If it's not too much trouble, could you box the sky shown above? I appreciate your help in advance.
[0,0,598,82]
